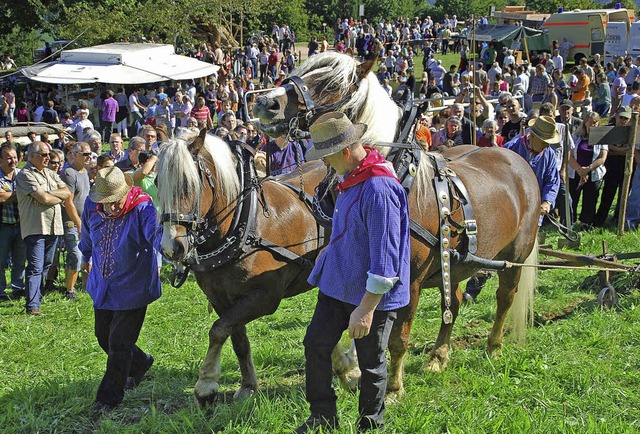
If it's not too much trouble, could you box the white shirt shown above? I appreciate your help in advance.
[552,55,563,72]
[503,55,515,68]
[516,73,529,93]
[129,93,141,113]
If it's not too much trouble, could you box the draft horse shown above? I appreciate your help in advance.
[156,131,359,404]
[253,51,540,396]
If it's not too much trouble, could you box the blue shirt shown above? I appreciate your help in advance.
[265,139,307,176]
[80,198,161,310]
[308,176,411,311]
[504,134,560,209]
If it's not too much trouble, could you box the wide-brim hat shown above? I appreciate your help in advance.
[528,115,561,145]
[306,112,367,160]
[90,166,133,203]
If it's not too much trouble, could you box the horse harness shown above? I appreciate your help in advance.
[163,140,325,288]
[272,73,503,323]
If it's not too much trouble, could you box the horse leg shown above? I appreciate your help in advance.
[487,268,521,356]
[194,318,230,406]
[387,281,421,398]
[231,324,258,400]
[331,340,360,392]
[194,290,282,406]
[426,282,462,373]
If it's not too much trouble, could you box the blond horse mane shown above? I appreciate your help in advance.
[293,52,435,211]
[156,132,240,217]
[293,52,401,148]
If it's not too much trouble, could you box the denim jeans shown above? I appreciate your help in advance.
[63,226,81,271]
[24,234,58,311]
[0,223,26,295]
[626,167,640,227]
[303,292,396,430]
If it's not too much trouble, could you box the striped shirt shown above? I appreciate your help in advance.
[0,167,19,224]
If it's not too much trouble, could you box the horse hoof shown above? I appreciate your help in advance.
[385,388,404,404]
[233,386,256,401]
[195,393,217,408]
[194,379,219,407]
[337,367,361,392]
[425,357,448,373]
[487,346,502,359]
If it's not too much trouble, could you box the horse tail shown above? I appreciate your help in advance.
[508,235,538,344]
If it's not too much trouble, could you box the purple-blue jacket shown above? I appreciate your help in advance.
[80,199,161,310]
[308,176,411,311]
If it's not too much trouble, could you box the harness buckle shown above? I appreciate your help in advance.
[465,219,478,236]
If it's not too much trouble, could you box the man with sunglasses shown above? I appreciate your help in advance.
[15,141,70,315]
[60,142,92,300]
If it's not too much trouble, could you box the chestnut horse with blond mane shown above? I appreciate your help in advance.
[253,52,539,395]
[157,52,539,405]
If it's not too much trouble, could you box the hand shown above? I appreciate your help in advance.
[81,261,91,274]
[348,306,374,339]
[576,166,590,178]
[540,201,551,215]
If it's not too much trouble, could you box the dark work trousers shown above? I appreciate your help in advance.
[303,292,397,430]
[94,306,148,405]
[595,155,625,226]
[569,176,602,226]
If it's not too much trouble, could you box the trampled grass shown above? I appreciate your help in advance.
[2,225,640,433]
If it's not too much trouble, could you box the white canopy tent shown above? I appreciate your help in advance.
[20,43,219,84]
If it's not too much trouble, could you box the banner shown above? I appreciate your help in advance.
[605,22,628,65]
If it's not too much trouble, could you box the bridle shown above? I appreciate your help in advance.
[160,139,261,288]
[159,153,217,251]
[245,71,361,141]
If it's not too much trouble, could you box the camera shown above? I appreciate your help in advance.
[139,150,153,164]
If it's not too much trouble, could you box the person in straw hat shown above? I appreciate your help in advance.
[79,166,161,413]
[463,115,560,303]
[295,112,410,433]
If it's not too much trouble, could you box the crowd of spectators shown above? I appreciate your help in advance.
[2,14,640,314]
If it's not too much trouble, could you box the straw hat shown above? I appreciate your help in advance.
[306,112,367,160]
[90,166,132,203]
[527,115,561,145]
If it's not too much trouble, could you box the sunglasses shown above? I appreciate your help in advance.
[49,160,61,165]
[37,152,50,157]
[78,152,92,156]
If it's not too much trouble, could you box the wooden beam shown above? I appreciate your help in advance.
[617,111,639,235]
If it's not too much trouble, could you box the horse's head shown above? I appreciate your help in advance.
[253,52,401,145]
[156,129,240,263]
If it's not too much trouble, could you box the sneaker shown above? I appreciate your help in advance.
[295,415,339,434]
[65,290,77,301]
[27,308,44,316]
[125,354,154,389]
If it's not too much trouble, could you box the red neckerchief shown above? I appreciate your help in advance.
[337,147,401,193]
[97,186,152,219]
[522,133,543,156]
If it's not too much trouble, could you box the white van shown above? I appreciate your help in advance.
[541,8,634,63]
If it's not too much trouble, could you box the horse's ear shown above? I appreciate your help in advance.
[188,128,208,154]
[356,54,379,81]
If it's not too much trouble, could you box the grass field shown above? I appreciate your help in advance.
[2,224,640,433]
